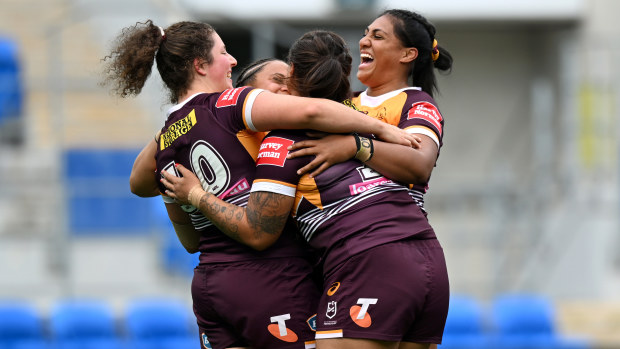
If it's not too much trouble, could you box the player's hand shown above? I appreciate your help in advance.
[287,133,357,178]
[375,123,422,148]
[160,164,204,206]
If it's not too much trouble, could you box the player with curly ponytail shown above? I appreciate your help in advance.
[103,19,418,349]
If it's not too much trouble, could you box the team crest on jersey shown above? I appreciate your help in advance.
[268,314,299,342]
[216,87,247,108]
[407,101,443,135]
[256,137,295,167]
[201,333,212,348]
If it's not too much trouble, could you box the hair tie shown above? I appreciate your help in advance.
[158,26,166,40]
[431,39,439,61]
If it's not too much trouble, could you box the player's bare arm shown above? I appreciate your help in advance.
[287,132,433,183]
[246,192,291,240]
[161,165,293,250]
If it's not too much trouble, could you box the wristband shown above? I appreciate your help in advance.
[354,134,374,162]
[187,184,207,207]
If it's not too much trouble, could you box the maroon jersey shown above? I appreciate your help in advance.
[251,130,436,273]
[155,88,309,264]
[351,87,444,212]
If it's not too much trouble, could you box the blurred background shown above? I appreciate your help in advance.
[0,0,619,348]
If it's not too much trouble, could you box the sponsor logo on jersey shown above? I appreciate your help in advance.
[218,178,250,199]
[161,109,197,150]
[356,166,382,181]
[201,333,212,348]
[307,314,317,331]
[216,87,247,108]
[349,177,393,195]
[407,101,443,135]
[326,282,341,296]
[326,301,337,319]
[349,298,377,328]
[268,314,298,342]
[256,137,295,167]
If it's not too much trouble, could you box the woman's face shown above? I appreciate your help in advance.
[205,32,238,91]
[252,61,290,94]
[357,15,408,87]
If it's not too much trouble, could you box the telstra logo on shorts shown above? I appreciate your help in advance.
[349,298,378,328]
[268,313,299,342]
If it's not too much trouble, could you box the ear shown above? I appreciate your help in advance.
[194,58,207,76]
[400,47,418,64]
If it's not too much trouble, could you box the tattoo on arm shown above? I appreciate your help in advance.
[199,194,242,241]
[246,192,290,239]
[196,192,289,244]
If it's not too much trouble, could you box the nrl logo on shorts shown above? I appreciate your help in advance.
[326,301,337,319]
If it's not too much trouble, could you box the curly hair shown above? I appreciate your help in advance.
[101,20,215,104]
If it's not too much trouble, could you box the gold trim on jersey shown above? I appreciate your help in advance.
[293,174,322,216]
[406,125,440,147]
[160,109,197,150]
[236,130,266,161]
[351,92,408,126]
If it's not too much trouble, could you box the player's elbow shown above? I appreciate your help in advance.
[129,174,159,197]
[246,238,276,251]
[183,245,200,254]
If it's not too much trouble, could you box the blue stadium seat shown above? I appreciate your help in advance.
[49,300,125,349]
[63,148,159,235]
[0,302,48,349]
[439,294,492,349]
[124,298,197,349]
[491,293,590,349]
[149,197,199,277]
[0,37,24,145]
[0,37,22,124]
[161,230,199,277]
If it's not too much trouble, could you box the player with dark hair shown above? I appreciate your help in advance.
[235,58,289,93]
[288,9,453,217]
[162,24,450,349]
[102,20,416,349]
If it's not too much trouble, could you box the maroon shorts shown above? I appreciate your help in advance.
[192,257,320,349]
[315,238,449,344]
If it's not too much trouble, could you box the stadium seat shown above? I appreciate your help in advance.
[150,197,200,277]
[0,37,24,145]
[491,293,591,349]
[49,299,125,349]
[439,294,492,349]
[124,299,197,349]
[161,231,200,277]
[63,148,158,235]
[0,302,48,348]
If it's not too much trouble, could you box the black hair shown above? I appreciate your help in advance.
[381,9,453,97]
[287,30,352,102]
[235,58,284,88]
